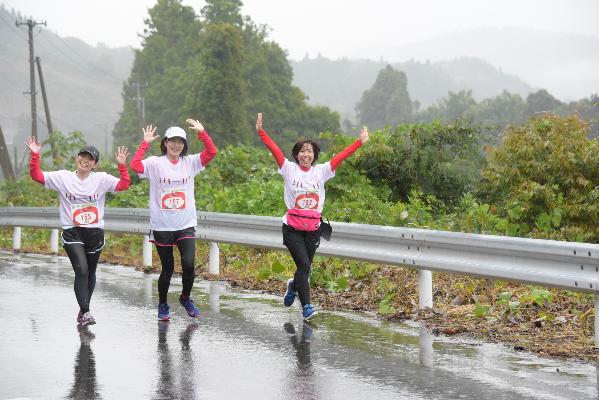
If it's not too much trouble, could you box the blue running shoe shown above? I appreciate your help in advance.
[158,303,170,321]
[302,304,318,321]
[179,295,200,318]
[283,278,297,307]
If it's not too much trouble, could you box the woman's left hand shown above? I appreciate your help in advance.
[115,146,130,165]
[186,119,204,132]
[359,126,369,144]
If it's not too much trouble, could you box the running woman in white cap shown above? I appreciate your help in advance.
[25,138,131,326]
[130,119,217,321]
[256,113,368,320]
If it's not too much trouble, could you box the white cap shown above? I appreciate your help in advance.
[164,126,187,140]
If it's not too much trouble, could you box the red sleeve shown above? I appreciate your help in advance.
[29,152,45,185]
[114,164,130,192]
[130,140,149,174]
[258,129,285,168]
[198,130,217,166]
[330,139,362,171]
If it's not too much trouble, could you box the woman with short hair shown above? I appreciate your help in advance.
[26,138,131,326]
[255,113,368,320]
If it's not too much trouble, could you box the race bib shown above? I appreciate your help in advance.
[294,190,319,210]
[161,187,186,210]
[72,202,99,226]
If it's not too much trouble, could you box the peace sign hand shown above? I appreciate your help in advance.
[143,125,159,144]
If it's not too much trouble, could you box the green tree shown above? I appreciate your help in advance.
[560,94,599,138]
[113,0,339,150]
[478,114,599,241]
[525,89,563,115]
[348,121,483,205]
[201,0,243,25]
[356,65,413,130]
[469,90,526,143]
[188,23,249,144]
[113,0,202,148]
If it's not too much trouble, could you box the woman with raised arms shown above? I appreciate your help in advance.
[130,119,217,321]
[25,138,131,326]
[255,113,368,320]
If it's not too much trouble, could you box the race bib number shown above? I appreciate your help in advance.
[294,190,319,210]
[161,187,186,210]
[72,202,99,226]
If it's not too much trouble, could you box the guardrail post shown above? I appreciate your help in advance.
[209,242,219,275]
[50,229,59,254]
[143,235,152,269]
[12,227,21,253]
[595,294,599,348]
[419,269,433,309]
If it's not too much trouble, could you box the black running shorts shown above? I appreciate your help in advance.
[62,227,105,254]
[150,226,196,247]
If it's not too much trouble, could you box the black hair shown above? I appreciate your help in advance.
[160,137,188,157]
[291,139,320,165]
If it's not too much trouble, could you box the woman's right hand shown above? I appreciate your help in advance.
[359,126,369,144]
[256,113,263,132]
[143,125,159,144]
[25,136,41,154]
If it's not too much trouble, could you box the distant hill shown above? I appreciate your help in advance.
[291,55,532,123]
[347,27,599,102]
[0,5,133,162]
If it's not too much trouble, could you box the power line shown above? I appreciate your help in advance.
[37,31,101,76]
[54,34,124,82]
[0,10,26,41]
[38,30,123,83]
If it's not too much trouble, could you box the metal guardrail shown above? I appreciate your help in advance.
[3,206,599,344]
[3,206,598,293]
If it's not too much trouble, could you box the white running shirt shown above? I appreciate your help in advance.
[139,154,204,231]
[43,170,120,229]
[279,159,335,221]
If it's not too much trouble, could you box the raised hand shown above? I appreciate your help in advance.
[25,136,41,153]
[186,119,204,132]
[143,125,159,144]
[359,126,369,144]
[256,112,263,132]
[115,146,130,165]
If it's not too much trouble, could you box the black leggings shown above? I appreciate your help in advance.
[282,224,320,306]
[156,239,196,304]
[64,244,101,314]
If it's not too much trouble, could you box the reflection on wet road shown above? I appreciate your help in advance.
[0,252,596,399]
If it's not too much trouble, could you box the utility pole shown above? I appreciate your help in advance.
[16,18,46,140]
[35,57,57,162]
[0,124,16,180]
[95,123,110,155]
[131,82,146,132]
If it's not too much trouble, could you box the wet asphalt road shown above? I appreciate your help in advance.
[0,251,597,400]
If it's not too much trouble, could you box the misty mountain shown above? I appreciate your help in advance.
[0,5,133,161]
[348,27,599,102]
[291,55,532,123]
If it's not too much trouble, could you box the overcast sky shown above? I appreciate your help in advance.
[5,0,599,60]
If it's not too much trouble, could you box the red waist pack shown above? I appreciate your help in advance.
[286,209,321,231]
